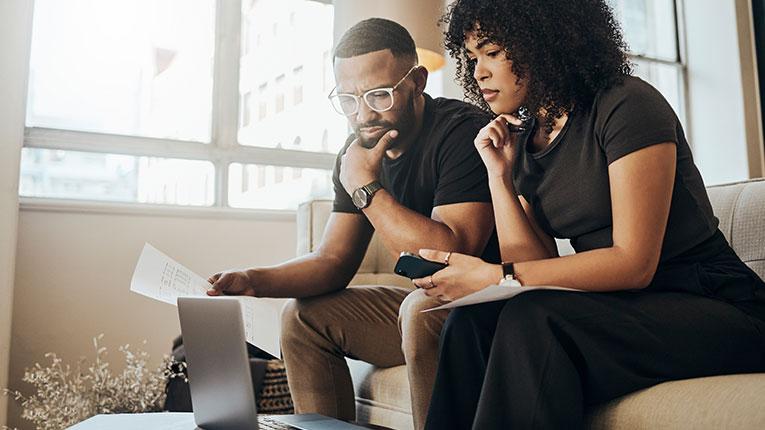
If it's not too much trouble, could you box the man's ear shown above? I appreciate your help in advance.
[413,66,429,95]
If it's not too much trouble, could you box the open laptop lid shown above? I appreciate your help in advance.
[177,297,259,430]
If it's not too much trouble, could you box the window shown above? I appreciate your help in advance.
[322,50,333,93]
[20,0,684,210]
[228,163,332,210]
[257,83,268,121]
[242,91,253,127]
[20,148,214,205]
[26,0,215,142]
[237,1,347,154]
[20,0,339,210]
[611,0,685,121]
[275,74,286,113]
[293,66,304,106]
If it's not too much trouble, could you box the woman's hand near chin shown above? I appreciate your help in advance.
[411,249,501,302]
[474,113,526,179]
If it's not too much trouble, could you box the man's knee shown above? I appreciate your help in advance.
[280,295,330,345]
[399,289,445,330]
[399,289,447,358]
[280,298,307,348]
[281,289,368,348]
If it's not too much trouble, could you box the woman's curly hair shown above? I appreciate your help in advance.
[442,0,633,129]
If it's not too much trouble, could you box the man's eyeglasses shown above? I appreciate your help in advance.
[328,66,419,116]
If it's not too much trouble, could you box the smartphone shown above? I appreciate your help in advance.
[394,252,447,279]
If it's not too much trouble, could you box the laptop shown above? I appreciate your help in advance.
[177,296,366,430]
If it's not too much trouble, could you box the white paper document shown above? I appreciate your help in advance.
[130,243,287,357]
[423,284,583,312]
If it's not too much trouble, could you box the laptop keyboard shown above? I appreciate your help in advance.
[258,415,298,429]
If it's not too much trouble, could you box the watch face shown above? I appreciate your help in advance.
[352,188,368,208]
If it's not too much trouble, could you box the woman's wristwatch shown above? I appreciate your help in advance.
[499,261,521,287]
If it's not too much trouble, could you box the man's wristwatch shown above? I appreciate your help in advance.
[352,181,383,209]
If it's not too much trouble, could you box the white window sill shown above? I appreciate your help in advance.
[18,197,297,222]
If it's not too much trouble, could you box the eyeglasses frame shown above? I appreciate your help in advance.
[327,66,420,116]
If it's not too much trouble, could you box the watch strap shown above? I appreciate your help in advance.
[502,261,515,279]
[363,181,383,196]
[499,261,520,286]
[353,180,383,209]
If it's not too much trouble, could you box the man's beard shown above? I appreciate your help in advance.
[354,93,417,149]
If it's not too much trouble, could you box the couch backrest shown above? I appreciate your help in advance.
[706,178,765,279]
[296,200,410,288]
[297,178,765,284]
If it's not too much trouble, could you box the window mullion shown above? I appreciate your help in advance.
[211,0,243,207]
[24,126,336,169]
[674,0,691,142]
[627,53,684,68]
[24,127,213,160]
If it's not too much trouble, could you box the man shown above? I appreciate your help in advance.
[208,18,498,430]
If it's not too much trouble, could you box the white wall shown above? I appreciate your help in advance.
[0,0,34,427]
[7,206,297,429]
[684,0,764,184]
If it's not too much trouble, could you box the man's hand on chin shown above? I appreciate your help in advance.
[339,129,398,195]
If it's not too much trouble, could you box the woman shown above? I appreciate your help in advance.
[413,0,765,428]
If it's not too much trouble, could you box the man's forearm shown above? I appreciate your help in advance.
[361,190,469,257]
[247,253,356,298]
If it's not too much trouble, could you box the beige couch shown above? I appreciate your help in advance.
[296,178,765,430]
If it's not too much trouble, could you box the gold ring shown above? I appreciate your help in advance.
[444,252,452,265]
[428,276,435,289]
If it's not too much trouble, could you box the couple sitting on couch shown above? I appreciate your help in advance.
[207,1,765,429]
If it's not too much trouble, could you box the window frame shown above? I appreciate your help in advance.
[623,0,688,127]
[21,0,335,211]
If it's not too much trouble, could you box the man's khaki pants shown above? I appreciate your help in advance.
[280,285,448,430]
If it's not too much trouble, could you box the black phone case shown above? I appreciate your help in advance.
[394,254,447,279]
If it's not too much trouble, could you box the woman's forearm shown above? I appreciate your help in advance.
[489,175,555,262]
[514,245,653,291]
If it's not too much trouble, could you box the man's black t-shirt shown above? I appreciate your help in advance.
[512,76,718,264]
[332,94,500,263]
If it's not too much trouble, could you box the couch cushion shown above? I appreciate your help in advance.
[349,359,765,430]
[586,374,765,429]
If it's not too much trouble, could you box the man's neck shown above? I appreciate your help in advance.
[385,95,426,160]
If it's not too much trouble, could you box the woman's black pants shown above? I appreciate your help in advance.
[424,290,765,429]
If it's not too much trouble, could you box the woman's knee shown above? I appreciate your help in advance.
[496,291,574,336]
[440,301,505,342]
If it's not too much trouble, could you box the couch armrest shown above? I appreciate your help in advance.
[296,199,333,256]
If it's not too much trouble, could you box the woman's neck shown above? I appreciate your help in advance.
[530,112,569,153]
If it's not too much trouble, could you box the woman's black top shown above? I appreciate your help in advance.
[512,76,765,320]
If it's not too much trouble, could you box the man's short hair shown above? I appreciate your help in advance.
[334,18,418,65]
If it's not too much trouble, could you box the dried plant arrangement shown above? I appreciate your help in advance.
[2,334,186,430]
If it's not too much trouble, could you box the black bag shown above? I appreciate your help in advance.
[164,335,294,414]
